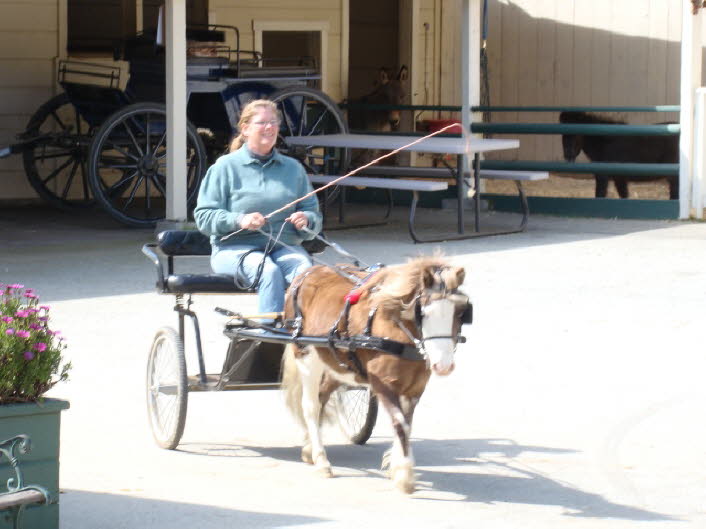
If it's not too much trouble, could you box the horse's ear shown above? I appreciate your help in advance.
[397,65,409,82]
[453,266,465,288]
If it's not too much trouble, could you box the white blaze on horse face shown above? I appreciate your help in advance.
[421,298,456,376]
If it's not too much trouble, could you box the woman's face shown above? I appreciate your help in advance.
[242,107,279,156]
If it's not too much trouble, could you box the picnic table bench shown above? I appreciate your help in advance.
[310,165,548,243]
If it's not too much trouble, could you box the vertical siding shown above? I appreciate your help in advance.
[439,0,688,162]
[0,0,59,200]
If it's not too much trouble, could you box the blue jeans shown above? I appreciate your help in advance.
[211,244,312,314]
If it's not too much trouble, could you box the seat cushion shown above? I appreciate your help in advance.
[165,273,255,294]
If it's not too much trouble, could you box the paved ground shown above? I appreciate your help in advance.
[1,204,705,528]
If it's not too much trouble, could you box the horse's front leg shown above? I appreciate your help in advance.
[374,385,417,493]
[296,349,333,477]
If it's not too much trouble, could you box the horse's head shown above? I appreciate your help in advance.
[366,66,408,131]
[416,264,469,376]
[559,111,584,162]
[373,259,469,377]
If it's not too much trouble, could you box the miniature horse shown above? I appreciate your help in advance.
[281,258,468,493]
[559,111,679,199]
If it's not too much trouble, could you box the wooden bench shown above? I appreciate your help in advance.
[309,166,548,242]
[0,435,51,529]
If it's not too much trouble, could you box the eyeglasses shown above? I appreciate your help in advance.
[250,120,280,127]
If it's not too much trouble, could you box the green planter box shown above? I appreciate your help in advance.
[0,399,70,529]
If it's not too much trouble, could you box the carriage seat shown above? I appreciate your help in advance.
[143,229,325,295]
[142,230,253,295]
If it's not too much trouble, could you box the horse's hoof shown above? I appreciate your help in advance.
[394,478,415,494]
[316,465,334,478]
[301,446,313,465]
[392,466,415,494]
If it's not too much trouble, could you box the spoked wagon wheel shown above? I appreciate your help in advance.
[22,93,94,209]
[88,102,207,228]
[333,386,378,445]
[270,86,350,203]
[146,327,188,450]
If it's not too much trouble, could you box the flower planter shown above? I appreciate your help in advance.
[0,398,69,529]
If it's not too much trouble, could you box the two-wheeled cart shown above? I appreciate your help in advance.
[2,25,349,228]
[142,230,377,449]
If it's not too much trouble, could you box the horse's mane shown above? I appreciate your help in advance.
[559,111,626,125]
[364,257,463,314]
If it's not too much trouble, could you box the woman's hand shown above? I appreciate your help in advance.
[286,211,309,230]
[240,212,266,230]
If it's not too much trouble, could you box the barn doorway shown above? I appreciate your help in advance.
[348,0,401,100]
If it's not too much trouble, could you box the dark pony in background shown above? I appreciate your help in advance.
[559,111,679,199]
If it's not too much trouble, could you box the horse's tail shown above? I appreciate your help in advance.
[281,344,305,428]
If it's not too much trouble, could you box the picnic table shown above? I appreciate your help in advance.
[285,134,544,242]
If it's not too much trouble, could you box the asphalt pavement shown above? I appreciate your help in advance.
[1,203,705,529]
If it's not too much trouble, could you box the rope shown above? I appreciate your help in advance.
[220,122,464,243]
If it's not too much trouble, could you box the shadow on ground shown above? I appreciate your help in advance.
[60,489,326,528]
[177,437,676,522]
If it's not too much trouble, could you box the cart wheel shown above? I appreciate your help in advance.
[87,102,207,228]
[333,386,378,445]
[146,327,188,450]
[22,93,94,209]
[270,86,350,203]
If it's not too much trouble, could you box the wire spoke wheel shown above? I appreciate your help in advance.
[88,102,207,227]
[146,327,188,450]
[22,93,94,209]
[333,386,378,445]
[270,86,350,205]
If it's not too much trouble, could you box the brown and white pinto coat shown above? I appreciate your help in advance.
[281,258,466,493]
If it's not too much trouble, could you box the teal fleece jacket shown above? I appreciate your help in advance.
[194,146,322,249]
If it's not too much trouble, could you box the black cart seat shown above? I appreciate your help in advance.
[143,230,255,295]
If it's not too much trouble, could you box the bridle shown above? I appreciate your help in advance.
[394,281,472,361]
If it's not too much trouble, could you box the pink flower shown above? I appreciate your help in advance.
[33,342,47,352]
[23,351,34,361]
[5,329,15,335]
[8,284,24,290]
[15,310,29,318]
[38,316,48,322]
[48,330,61,336]
[16,330,30,338]
[24,293,38,300]
[27,308,39,314]
[1,316,13,323]
[29,323,42,330]
[40,305,50,312]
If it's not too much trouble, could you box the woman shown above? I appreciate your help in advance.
[194,99,322,317]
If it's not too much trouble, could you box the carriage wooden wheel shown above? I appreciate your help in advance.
[87,102,208,228]
[22,93,94,210]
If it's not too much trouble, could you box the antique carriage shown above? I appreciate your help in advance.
[5,25,349,227]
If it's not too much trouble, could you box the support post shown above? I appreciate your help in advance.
[694,88,706,218]
[461,0,481,202]
[165,0,188,222]
[678,0,702,219]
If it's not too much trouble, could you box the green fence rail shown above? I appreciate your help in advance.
[339,103,680,113]
[479,160,679,177]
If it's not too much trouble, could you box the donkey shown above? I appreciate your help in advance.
[347,66,408,165]
[281,257,469,493]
